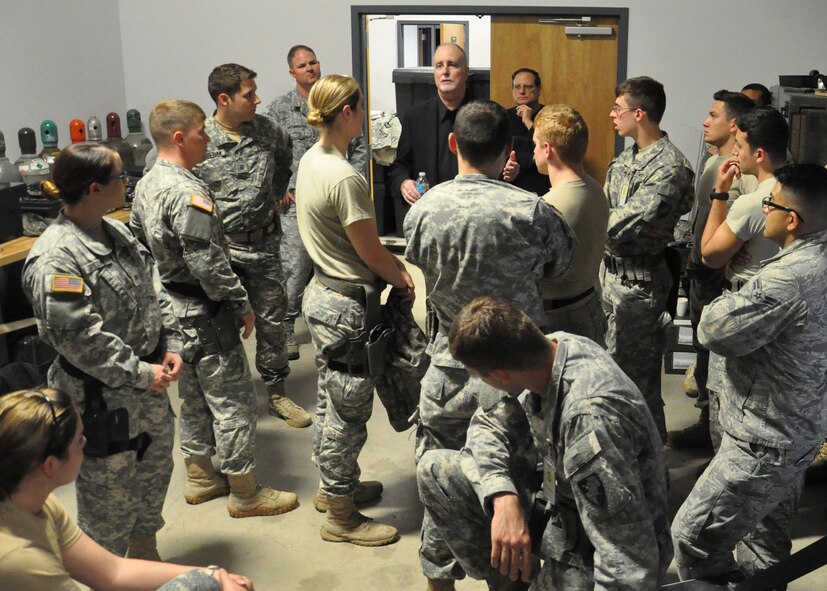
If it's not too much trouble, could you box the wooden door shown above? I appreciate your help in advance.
[491,16,619,184]
[440,23,465,48]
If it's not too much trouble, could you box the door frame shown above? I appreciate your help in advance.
[352,5,629,156]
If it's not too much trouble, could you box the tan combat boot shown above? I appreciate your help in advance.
[184,456,230,505]
[286,322,300,360]
[313,480,384,512]
[682,360,699,398]
[320,494,399,546]
[227,473,299,518]
[268,380,311,428]
[426,578,456,591]
[125,534,161,561]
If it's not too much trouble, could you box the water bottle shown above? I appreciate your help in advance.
[415,172,429,196]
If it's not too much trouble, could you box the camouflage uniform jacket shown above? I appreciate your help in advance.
[461,333,671,588]
[23,212,183,389]
[266,88,367,191]
[194,114,292,234]
[698,228,827,450]
[131,159,251,319]
[604,133,695,256]
[404,174,576,368]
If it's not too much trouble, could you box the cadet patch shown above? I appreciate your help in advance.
[190,194,213,214]
[577,473,606,507]
[51,274,84,294]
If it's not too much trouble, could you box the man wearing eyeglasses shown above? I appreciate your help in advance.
[672,163,827,585]
[601,76,695,442]
[504,68,547,195]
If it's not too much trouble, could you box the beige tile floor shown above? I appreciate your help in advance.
[56,259,827,590]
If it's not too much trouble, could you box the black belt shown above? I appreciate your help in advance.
[226,221,276,245]
[543,287,595,311]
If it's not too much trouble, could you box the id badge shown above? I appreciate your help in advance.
[542,458,556,505]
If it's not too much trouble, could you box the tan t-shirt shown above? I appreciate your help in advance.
[725,176,780,285]
[0,494,83,590]
[296,142,377,283]
[540,176,609,299]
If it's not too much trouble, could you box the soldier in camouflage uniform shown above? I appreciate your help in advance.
[296,75,414,545]
[266,45,367,360]
[22,143,184,559]
[404,101,577,590]
[672,164,827,584]
[192,63,310,428]
[418,296,672,590]
[131,99,298,519]
[602,76,695,441]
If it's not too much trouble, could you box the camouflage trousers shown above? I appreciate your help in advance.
[417,360,481,580]
[178,320,258,475]
[158,569,221,591]
[418,449,591,590]
[600,261,672,440]
[304,278,375,497]
[230,232,289,390]
[672,432,820,582]
[280,203,313,323]
[543,291,607,348]
[48,364,174,556]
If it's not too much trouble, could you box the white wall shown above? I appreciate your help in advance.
[1,0,826,167]
[368,14,491,114]
[0,1,126,161]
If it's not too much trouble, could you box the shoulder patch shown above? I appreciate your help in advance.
[189,194,214,214]
[51,274,84,294]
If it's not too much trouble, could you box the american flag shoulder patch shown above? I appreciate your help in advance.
[51,274,84,294]
[190,194,214,214]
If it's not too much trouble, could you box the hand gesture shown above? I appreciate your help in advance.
[502,151,520,183]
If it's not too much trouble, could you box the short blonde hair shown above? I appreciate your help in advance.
[307,75,361,128]
[533,104,589,166]
[149,99,206,147]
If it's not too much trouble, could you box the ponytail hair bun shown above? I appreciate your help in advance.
[40,180,62,200]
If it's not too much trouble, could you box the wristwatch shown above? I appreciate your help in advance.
[204,565,220,577]
[709,191,730,202]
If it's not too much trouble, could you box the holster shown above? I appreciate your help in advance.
[536,494,595,568]
[192,302,241,356]
[58,355,154,460]
[315,270,393,378]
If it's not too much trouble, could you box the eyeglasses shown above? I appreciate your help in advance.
[762,196,805,223]
[106,171,128,183]
[40,391,59,430]
[513,84,537,92]
[611,105,637,115]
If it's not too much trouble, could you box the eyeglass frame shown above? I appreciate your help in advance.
[761,196,805,224]
[611,105,639,115]
[105,171,128,183]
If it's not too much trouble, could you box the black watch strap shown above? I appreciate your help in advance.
[709,191,730,202]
